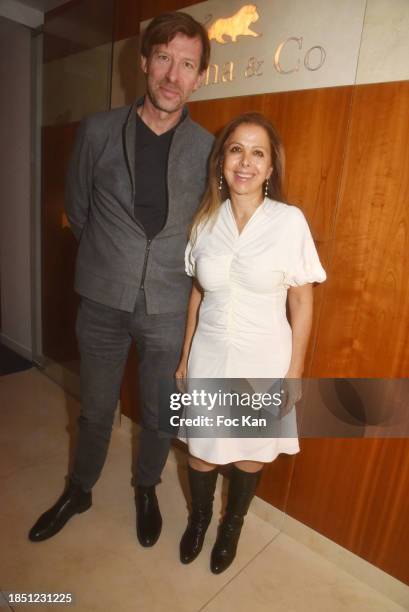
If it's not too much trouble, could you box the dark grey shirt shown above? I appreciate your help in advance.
[134,113,175,239]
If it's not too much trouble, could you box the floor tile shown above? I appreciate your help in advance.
[200,532,408,612]
[0,591,12,610]
[0,370,77,480]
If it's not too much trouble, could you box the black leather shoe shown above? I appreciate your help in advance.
[28,481,92,542]
[210,466,261,574]
[136,485,162,547]
[180,467,218,564]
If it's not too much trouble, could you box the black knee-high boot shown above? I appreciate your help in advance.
[180,466,218,564]
[210,466,262,574]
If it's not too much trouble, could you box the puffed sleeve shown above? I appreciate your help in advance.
[184,239,196,277]
[284,208,326,287]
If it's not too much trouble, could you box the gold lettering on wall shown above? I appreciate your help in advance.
[205,63,219,85]
[221,61,235,82]
[201,40,326,89]
[208,4,260,44]
[274,38,326,74]
[204,61,235,85]
[245,56,264,77]
[304,45,326,71]
[274,37,302,74]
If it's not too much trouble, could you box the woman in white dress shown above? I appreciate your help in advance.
[175,113,326,573]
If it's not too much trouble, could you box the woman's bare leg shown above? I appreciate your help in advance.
[234,460,263,473]
[188,455,218,471]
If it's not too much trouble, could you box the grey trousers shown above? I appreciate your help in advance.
[71,291,185,491]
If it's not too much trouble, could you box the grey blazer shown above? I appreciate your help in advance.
[65,100,214,314]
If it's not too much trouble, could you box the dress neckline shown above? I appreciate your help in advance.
[226,198,268,236]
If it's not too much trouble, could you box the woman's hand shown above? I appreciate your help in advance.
[279,371,303,417]
[175,357,187,379]
[174,281,202,394]
[175,357,188,393]
[281,283,313,418]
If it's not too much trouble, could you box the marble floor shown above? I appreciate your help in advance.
[0,368,407,612]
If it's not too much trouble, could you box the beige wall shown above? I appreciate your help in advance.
[111,35,142,109]
[0,17,32,358]
[43,42,113,126]
[357,0,409,84]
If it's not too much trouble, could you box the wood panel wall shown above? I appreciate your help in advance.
[41,0,409,586]
[287,438,409,585]
[312,81,409,378]
[42,124,80,363]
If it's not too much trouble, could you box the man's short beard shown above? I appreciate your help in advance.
[147,87,183,114]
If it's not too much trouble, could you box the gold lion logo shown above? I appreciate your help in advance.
[207,4,261,45]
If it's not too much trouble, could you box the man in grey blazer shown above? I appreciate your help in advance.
[29,12,213,547]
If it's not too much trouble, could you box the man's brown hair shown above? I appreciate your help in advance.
[141,11,211,73]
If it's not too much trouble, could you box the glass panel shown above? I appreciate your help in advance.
[41,0,114,395]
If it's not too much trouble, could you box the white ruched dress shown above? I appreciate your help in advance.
[182,198,326,464]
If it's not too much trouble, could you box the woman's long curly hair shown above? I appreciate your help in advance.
[190,112,285,242]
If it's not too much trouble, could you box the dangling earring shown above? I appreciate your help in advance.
[264,178,269,197]
[218,170,224,191]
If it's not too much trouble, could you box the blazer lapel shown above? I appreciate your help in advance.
[123,101,138,202]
